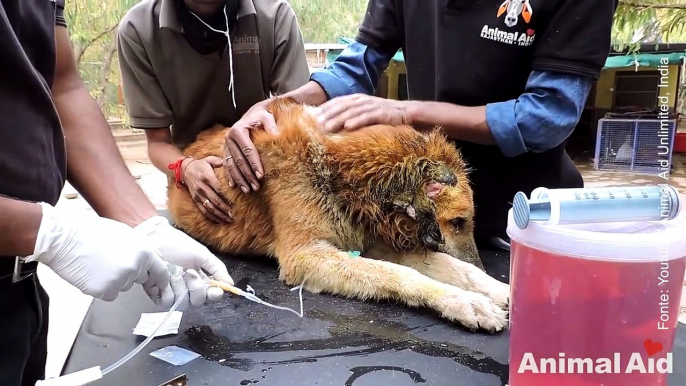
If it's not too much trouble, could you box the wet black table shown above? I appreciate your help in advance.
[63,215,686,386]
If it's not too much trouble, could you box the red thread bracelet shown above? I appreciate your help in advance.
[168,157,192,189]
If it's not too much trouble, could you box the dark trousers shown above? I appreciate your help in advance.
[0,275,50,386]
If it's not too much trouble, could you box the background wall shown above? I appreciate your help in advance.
[594,64,681,110]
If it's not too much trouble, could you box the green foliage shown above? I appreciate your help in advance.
[65,0,140,122]
[289,0,367,43]
[613,0,686,47]
[64,0,137,52]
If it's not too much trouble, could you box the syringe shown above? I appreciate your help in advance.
[512,184,681,229]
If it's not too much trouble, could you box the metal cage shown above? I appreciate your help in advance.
[594,118,677,174]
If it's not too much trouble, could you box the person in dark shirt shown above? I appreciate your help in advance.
[224,0,618,251]
[0,1,233,384]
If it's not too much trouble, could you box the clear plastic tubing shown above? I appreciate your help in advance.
[101,281,305,376]
[101,288,188,376]
[36,268,306,385]
[512,184,681,229]
[241,284,305,317]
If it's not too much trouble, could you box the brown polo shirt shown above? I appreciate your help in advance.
[117,0,310,148]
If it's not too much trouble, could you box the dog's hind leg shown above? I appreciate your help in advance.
[366,246,509,310]
[274,240,507,333]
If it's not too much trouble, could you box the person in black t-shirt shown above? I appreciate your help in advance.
[233,0,618,251]
[0,1,234,384]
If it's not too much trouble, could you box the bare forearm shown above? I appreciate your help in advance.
[0,196,43,256]
[406,101,496,146]
[280,81,329,106]
[147,140,186,180]
[51,26,156,227]
[53,88,157,227]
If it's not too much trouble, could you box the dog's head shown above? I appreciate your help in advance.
[370,129,482,269]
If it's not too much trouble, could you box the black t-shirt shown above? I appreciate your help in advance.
[0,0,67,206]
[357,0,617,105]
[355,0,617,237]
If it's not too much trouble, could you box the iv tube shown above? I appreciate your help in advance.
[101,288,188,376]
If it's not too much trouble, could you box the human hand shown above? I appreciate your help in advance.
[223,101,278,194]
[134,216,233,309]
[316,94,409,133]
[24,203,173,305]
[183,156,233,223]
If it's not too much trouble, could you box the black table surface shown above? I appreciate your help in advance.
[62,216,686,386]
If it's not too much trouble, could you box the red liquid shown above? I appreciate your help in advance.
[509,241,685,386]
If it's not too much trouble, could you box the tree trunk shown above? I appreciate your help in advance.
[74,45,85,65]
[73,23,118,66]
[96,33,118,108]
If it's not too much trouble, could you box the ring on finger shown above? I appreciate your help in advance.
[224,155,233,164]
[203,199,211,208]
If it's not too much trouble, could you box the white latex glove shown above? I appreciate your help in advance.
[133,216,233,308]
[24,203,171,302]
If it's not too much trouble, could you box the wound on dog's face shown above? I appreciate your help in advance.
[426,181,444,199]
[400,189,447,252]
[429,163,458,187]
[418,215,444,251]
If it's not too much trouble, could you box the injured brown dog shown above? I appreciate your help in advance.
[167,97,510,333]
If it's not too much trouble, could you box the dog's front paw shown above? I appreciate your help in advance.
[485,280,510,311]
[459,262,510,311]
[435,287,508,333]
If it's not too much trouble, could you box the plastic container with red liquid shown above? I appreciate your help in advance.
[506,207,686,386]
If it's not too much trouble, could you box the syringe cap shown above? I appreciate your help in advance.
[512,191,531,230]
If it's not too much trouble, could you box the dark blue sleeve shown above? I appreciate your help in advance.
[486,71,592,158]
[310,41,394,99]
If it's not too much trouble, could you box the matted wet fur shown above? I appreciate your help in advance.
[168,97,510,332]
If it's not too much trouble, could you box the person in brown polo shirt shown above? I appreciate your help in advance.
[117,0,310,223]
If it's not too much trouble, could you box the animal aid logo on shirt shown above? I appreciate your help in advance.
[480,0,535,47]
[232,35,259,54]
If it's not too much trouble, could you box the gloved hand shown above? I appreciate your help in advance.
[24,203,172,303]
[133,216,232,309]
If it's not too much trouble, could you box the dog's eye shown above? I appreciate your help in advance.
[450,217,467,229]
